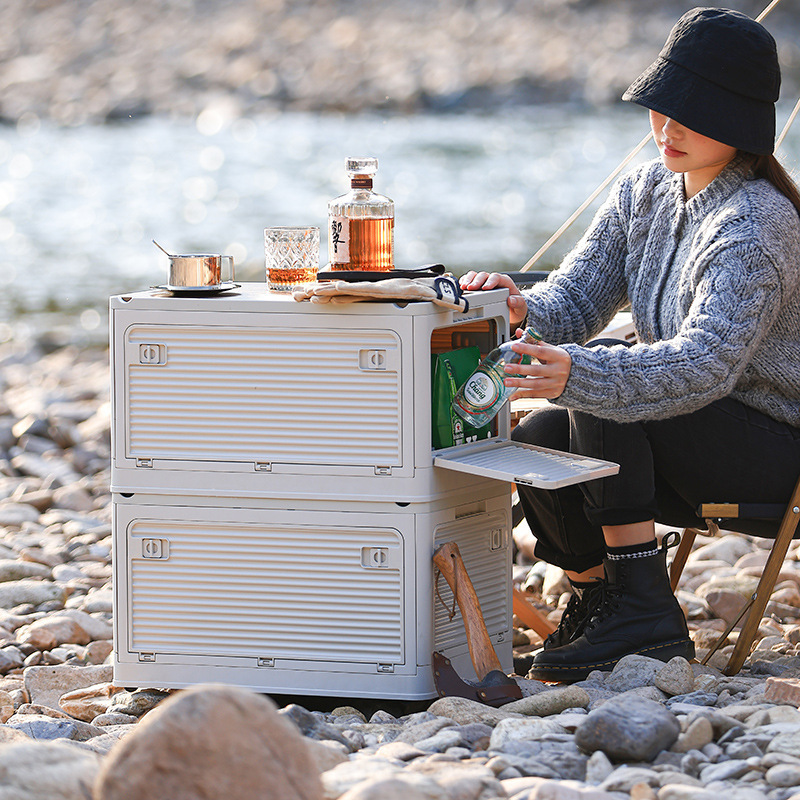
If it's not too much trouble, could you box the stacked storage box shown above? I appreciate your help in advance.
[109,284,617,699]
[110,285,518,700]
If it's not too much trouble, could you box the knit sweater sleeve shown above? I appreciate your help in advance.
[554,229,792,423]
[520,172,634,344]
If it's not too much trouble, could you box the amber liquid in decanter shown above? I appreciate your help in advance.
[328,157,394,271]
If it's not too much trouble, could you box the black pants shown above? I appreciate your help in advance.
[511,379,800,574]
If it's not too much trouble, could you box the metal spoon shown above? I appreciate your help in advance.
[152,240,174,257]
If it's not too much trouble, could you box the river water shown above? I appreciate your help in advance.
[1,104,798,342]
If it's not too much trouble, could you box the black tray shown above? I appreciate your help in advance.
[317,264,445,282]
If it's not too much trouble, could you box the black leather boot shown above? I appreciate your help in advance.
[513,578,606,676]
[542,578,606,650]
[528,533,694,682]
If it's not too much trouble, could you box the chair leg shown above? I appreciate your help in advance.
[724,484,800,675]
[512,587,557,638]
[669,527,699,592]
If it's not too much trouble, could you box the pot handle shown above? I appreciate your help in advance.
[222,255,235,283]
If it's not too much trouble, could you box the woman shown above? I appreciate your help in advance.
[461,7,800,682]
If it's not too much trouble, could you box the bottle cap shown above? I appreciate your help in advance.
[523,327,543,341]
[346,157,378,176]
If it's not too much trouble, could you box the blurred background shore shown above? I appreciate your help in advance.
[3,0,799,123]
[1,0,799,344]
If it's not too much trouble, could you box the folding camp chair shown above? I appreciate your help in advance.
[669,474,800,675]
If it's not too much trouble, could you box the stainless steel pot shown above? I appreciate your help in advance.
[167,254,234,289]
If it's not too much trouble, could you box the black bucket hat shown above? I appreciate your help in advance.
[623,7,780,155]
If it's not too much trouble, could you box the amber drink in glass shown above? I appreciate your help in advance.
[264,226,320,291]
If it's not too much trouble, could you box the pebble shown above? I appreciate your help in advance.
[505,686,590,717]
[58,682,126,722]
[655,657,697,698]
[574,695,681,762]
[24,664,114,710]
[3,338,800,799]
[0,740,102,799]
[4,713,106,742]
[672,716,714,753]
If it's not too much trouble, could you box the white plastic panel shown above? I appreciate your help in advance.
[126,518,404,664]
[432,511,510,654]
[434,440,619,489]
[124,325,403,467]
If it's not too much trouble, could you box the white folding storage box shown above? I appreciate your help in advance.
[109,285,617,699]
[112,488,511,699]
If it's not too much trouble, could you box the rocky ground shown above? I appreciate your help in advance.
[1,0,799,125]
[2,332,800,799]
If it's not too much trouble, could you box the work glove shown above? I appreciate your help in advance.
[293,275,469,312]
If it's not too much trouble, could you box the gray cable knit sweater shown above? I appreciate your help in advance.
[523,156,800,426]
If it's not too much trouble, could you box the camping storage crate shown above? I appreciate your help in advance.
[112,487,512,699]
[109,284,618,699]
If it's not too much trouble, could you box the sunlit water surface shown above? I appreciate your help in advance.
[1,104,798,342]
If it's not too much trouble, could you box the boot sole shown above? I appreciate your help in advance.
[528,638,696,683]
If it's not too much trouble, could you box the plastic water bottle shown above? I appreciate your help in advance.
[451,327,543,427]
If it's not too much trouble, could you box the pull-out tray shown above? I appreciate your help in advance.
[434,439,619,489]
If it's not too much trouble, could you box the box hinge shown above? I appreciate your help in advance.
[377,663,395,673]
[136,458,153,468]
[257,657,275,667]
[254,462,272,472]
[138,652,156,662]
[374,466,392,476]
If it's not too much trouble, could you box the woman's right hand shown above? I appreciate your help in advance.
[459,271,528,327]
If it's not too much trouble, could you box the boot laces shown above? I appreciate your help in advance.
[546,580,605,645]
[584,581,624,630]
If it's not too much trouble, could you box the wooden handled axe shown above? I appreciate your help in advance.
[432,541,521,706]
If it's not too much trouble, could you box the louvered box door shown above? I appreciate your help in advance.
[113,500,414,695]
[115,311,410,475]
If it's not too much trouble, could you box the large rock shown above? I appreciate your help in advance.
[688,535,754,565]
[654,657,696,697]
[0,689,14,723]
[408,762,504,799]
[93,684,323,800]
[105,688,170,718]
[321,759,403,799]
[0,740,102,799]
[304,739,350,774]
[488,716,566,750]
[338,775,446,800]
[0,503,42,526]
[574,696,680,762]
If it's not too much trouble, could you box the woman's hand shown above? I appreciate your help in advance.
[503,335,572,400]
[459,271,528,327]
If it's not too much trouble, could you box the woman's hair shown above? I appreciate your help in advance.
[741,152,800,218]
